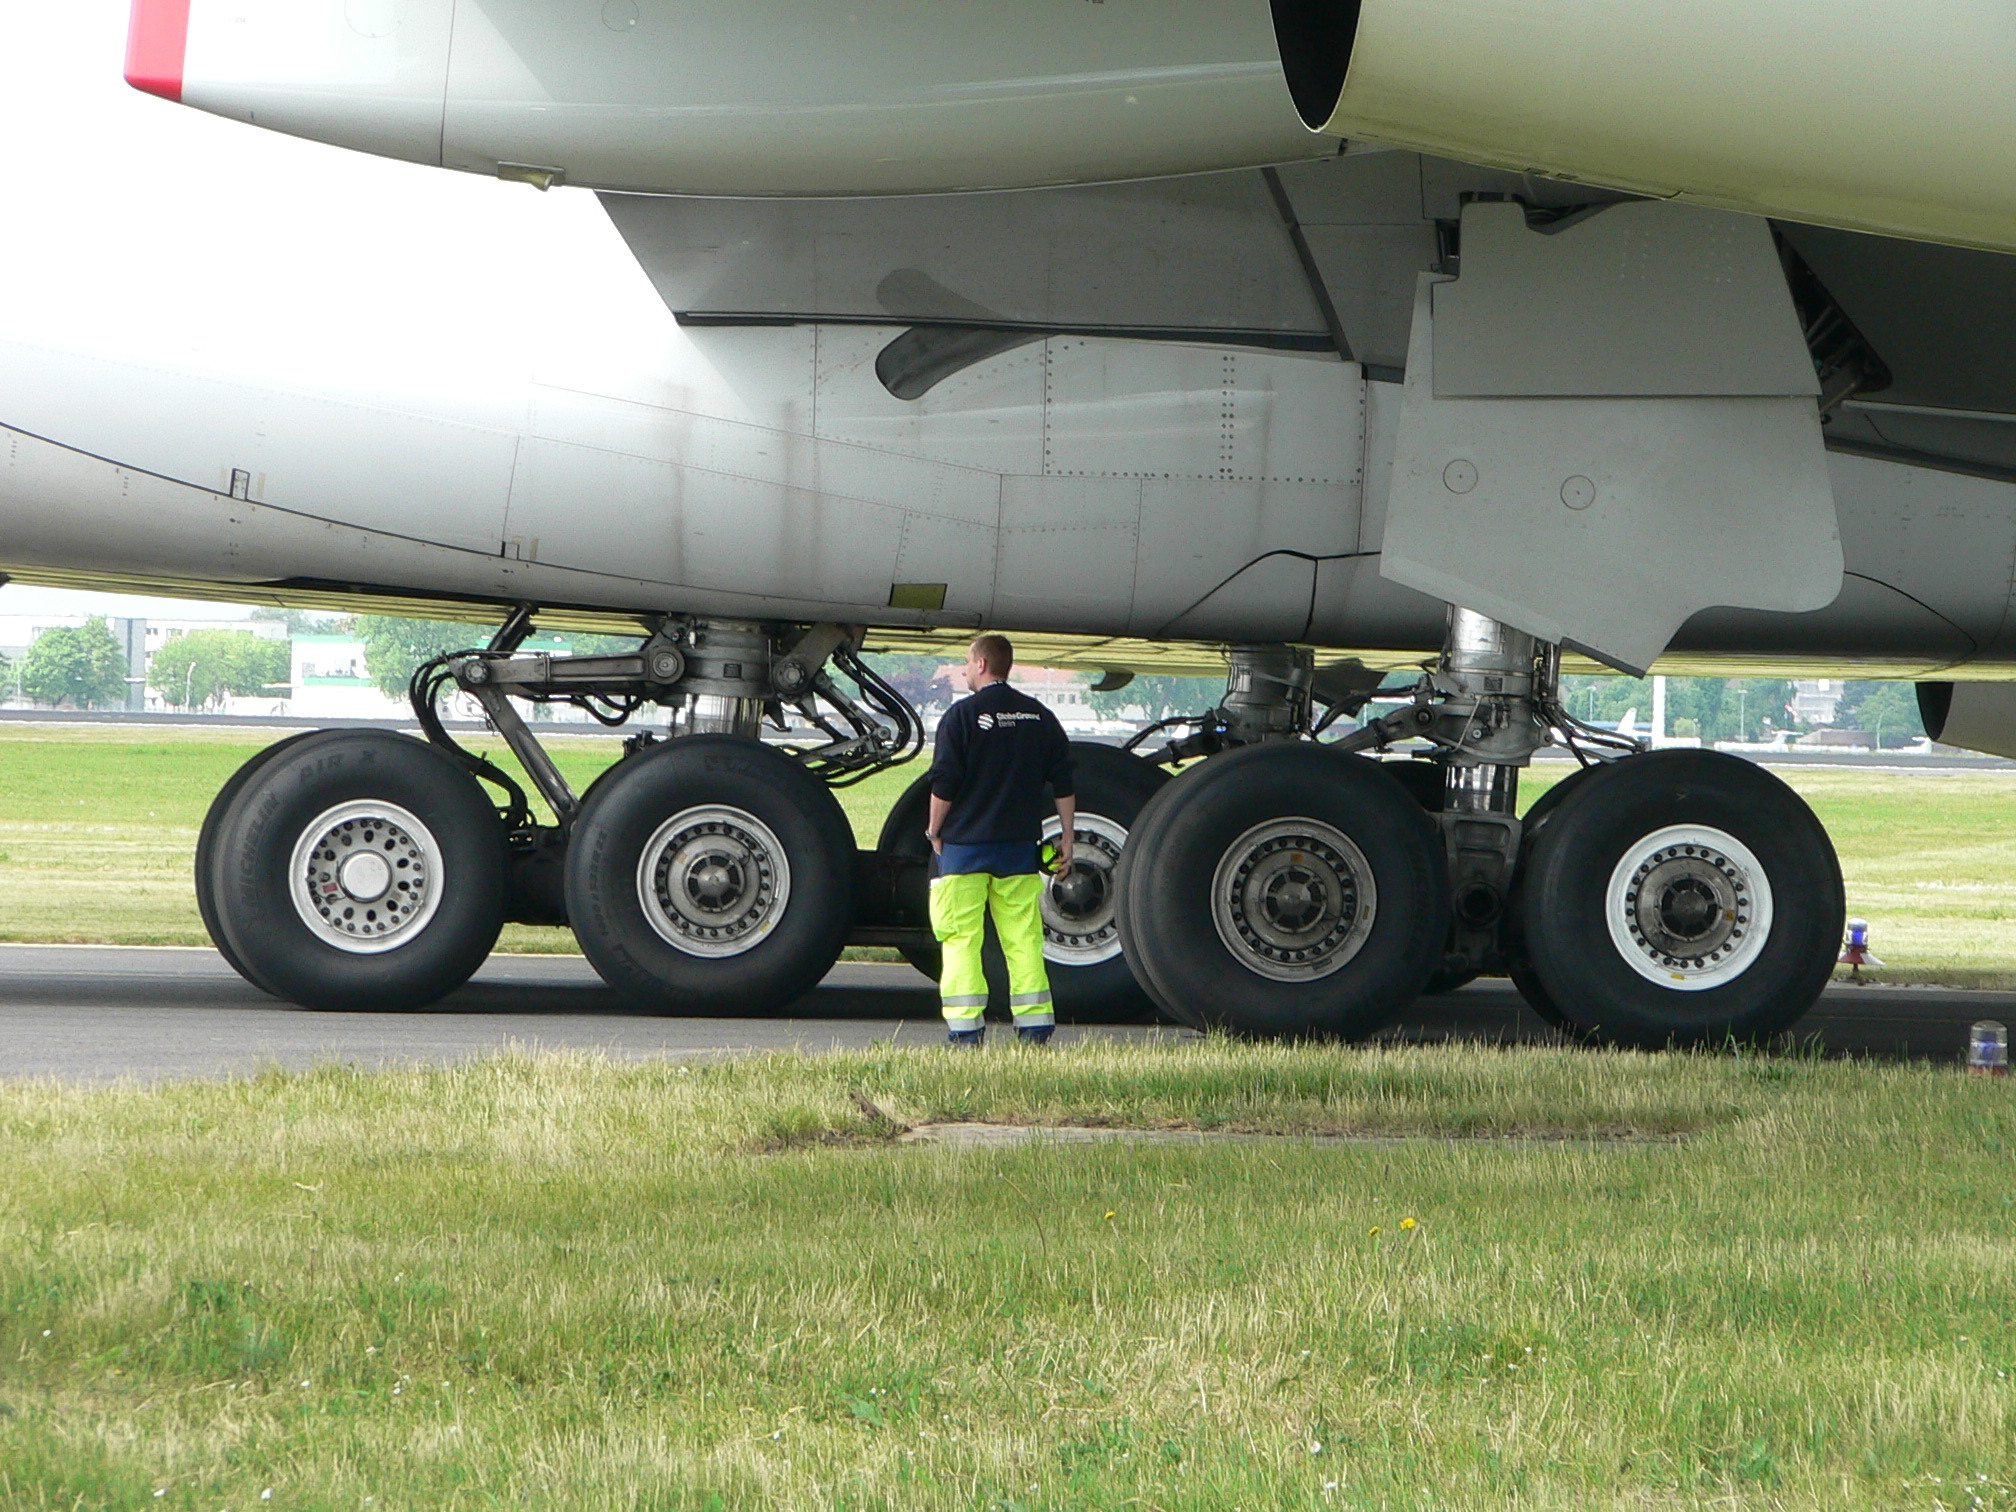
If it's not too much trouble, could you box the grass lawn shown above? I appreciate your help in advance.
[1,1043,2012,1510]
[0,722,2011,984]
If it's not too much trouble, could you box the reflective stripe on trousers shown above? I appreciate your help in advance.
[928,871,1054,1026]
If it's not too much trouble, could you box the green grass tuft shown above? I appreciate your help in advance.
[2,1043,2013,1509]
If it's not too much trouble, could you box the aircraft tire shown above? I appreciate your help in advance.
[1116,743,1448,1038]
[196,729,326,993]
[209,730,507,1011]
[878,742,1169,1024]
[1515,750,1842,1048]
[565,736,853,1014]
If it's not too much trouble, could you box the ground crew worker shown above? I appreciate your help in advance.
[925,634,1076,1047]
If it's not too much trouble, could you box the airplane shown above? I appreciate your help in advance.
[6,0,2016,1048]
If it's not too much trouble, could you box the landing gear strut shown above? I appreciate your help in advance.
[1114,606,1844,1044]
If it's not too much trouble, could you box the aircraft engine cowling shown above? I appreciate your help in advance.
[1917,683,2016,761]
[126,0,457,169]
[1272,0,2016,254]
[126,0,1332,195]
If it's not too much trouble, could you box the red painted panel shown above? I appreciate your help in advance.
[124,0,190,103]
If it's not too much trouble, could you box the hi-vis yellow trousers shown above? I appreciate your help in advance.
[929,871,1054,1027]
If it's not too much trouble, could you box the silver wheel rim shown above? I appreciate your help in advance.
[1603,823,1773,991]
[1039,811,1128,966]
[637,805,791,958]
[1210,818,1377,982]
[288,800,444,955]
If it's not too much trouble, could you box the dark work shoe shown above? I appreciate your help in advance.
[1015,1025,1054,1046]
[947,1026,985,1049]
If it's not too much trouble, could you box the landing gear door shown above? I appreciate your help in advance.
[1376,200,1842,675]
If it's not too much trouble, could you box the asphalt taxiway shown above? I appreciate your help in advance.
[0,945,2004,1083]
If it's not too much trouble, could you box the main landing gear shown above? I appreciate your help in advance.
[1109,610,1844,1046]
[194,601,1845,1044]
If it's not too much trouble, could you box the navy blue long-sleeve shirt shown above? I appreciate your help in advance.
[928,681,1075,849]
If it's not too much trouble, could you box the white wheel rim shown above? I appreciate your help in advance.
[288,800,445,955]
[1210,818,1377,983]
[637,805,791,958]
[1039,811,1128,966]
[1603,824,1773,992]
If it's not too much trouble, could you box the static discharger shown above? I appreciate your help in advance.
[1969,1021,2009,1077]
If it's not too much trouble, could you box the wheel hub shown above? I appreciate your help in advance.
[1260,866,1327,932]
[684,851,746,910]
[638,806,790,957]
[1211,819,1377,982]
[1605,825,1773,991]
[1049,861,1108,919]
[337,850,393,903]
[1039,813,1128,965]
[288,801,443,954]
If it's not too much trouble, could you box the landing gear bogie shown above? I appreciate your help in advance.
[187,603,1849,1047]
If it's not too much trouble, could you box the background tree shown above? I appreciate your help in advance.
[149,630,290,709]
[860,653,952,711]
[20,617,132,709]
[1558,675,1798,743]
[1840,680,1925,745]
[354,615,498,697]
[1559,674,1650,727]
[566,629,656,656]
[1706,679,1798,741]
[1085,674,1225,720]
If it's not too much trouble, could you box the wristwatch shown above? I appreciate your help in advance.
[924,830,940,840]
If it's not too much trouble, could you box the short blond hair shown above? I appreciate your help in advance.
[970,634,1013,679]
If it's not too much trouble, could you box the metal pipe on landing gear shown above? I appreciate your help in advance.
[1439,606,1544,814]
[1445,762,1520,815]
